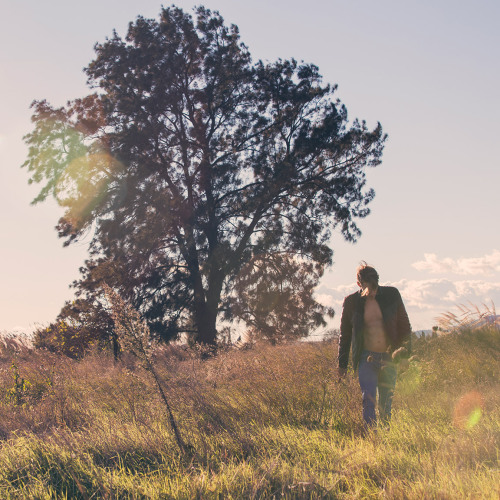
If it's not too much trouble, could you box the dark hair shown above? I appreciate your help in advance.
[356,261,379,289]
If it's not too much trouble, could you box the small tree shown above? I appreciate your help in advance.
[103,285,189,455]
[33,298,115,358]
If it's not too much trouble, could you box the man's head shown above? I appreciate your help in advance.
[356,262,379,293]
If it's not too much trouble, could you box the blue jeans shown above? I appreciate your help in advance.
[358,350,397,427]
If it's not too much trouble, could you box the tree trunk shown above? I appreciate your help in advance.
[193,295,219,346]
[193,272,224,346]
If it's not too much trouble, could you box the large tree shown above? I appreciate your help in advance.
[23,6,386,345]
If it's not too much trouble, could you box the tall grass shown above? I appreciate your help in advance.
[0,314,498,498]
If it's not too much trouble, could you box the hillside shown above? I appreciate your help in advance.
[0,326,498,499]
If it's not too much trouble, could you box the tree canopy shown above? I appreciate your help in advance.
[23,6,386,346]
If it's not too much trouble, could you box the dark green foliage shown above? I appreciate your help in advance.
[23,6,385,345]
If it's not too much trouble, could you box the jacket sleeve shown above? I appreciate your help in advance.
[396,291,412,356]
[338,296,353,370]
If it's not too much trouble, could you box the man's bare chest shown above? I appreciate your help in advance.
[363,297,388,352]
[364,297,383,324]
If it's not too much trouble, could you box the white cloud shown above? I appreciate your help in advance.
[318,278,500,329]
[391,278,451,310]
[412,250,500,276]
[393,278,500,309]
[316,283,357,309]
[315,293,337,308]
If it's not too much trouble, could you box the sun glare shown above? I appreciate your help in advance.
[55,152,124,226]
[453,391,485,429]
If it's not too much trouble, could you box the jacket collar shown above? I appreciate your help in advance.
[357,285,384,298]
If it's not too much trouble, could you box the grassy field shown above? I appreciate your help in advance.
[0,324,498,499]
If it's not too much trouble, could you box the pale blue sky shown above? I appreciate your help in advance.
[1,0,499,332]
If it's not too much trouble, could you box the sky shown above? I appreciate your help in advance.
[0,0,499,334]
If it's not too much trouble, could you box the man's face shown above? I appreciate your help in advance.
[358,279,375,297]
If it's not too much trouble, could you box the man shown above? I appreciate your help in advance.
[338,262,412,428]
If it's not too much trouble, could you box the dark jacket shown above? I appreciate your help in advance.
[338,286,412,371]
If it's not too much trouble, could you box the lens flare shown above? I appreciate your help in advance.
[56,152,124,228]
[465,407,482,429]
[453,391,485,429]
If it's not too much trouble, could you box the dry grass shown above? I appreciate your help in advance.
[0,317,498,499]
[437,302,499,332]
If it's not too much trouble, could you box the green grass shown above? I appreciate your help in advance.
[0,327,498,499]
